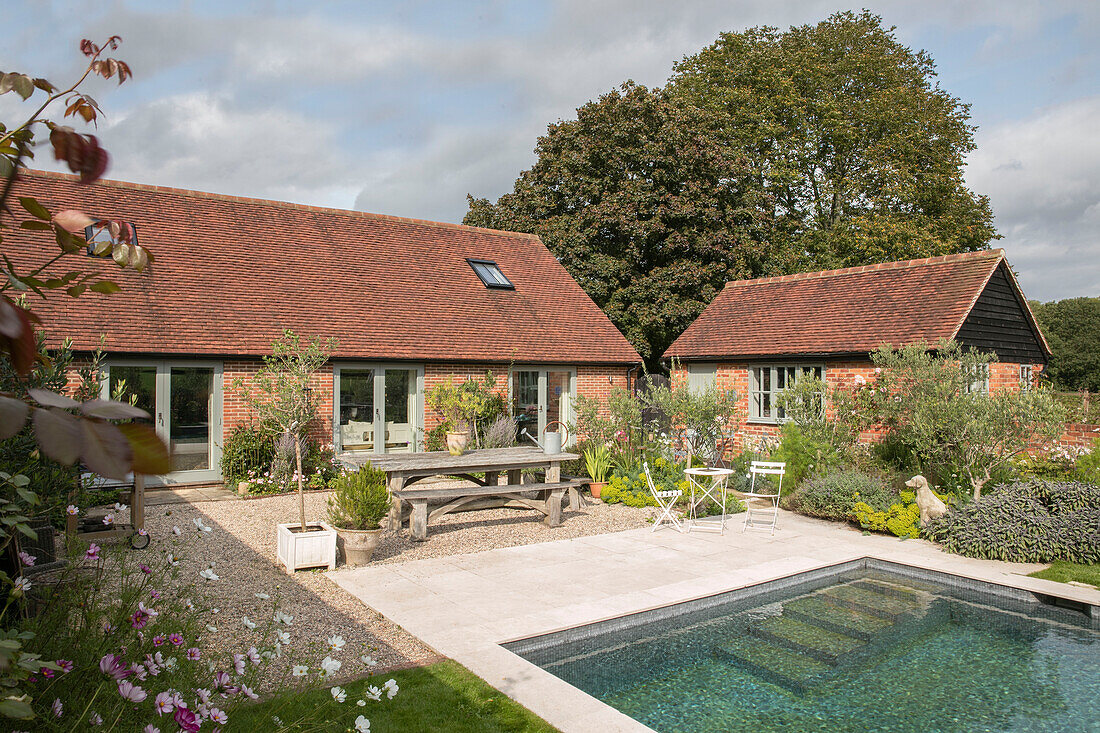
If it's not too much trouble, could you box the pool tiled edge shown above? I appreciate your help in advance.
[328,514,1099,733]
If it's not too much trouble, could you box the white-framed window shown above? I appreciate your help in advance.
[965,363,990,395]
[749,364,824,423]
[1019,365,1033,392]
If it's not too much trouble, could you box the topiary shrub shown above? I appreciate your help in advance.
[328,464,391,530]
[923,480,1100,563]
[220,425,274,487]
[788,469,897,522]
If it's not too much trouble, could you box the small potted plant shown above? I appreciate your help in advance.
[584,444,612,499]
[328,463,391,566]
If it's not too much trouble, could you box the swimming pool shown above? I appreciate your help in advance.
[506,560,1100,732]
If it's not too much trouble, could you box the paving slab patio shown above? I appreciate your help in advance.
[329,510,1100,733]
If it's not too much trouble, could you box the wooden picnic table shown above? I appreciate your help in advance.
[339,446,582,541]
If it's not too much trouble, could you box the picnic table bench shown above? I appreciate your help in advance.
[339,446,583,540]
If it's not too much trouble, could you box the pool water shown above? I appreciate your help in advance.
[508,564,1100,732]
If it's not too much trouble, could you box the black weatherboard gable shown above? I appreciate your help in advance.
[955,263,1048,363]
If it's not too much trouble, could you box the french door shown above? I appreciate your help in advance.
[333,364,423,454]
[510,367,575,446]
[101,361,223,484]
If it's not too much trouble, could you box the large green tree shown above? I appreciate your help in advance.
[465,82,773,364]
[668,10,995,269]
[468,12,998,365]
[1031,297,1100,392]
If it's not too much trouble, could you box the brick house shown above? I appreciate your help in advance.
[11,171,641,485]
[663,250,1051,448]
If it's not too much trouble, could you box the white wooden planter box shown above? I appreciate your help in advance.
[276,521,337,573]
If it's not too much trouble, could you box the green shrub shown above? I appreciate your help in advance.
[769,423,838,487]
[583,444,612,482]
[328,464,391,530]
[1074,439,1100,485]
[788,469,896,521]
[302,441,339,483]
[923,480,1100,563]
[220,424,275,487]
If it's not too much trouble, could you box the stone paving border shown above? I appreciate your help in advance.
[330,510,1100,733]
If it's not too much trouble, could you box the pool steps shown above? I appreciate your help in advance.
[716,578,930,695]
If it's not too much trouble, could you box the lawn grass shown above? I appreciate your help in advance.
[230,659,559,732]
[1028,561,1100,588]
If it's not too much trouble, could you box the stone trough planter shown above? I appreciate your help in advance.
[276,521,337,573]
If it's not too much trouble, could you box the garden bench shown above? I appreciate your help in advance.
[392,479,585,540]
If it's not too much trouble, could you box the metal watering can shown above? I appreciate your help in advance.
[523,421,570,454]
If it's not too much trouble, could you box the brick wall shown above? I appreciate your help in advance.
[62,358,633,466]
[671,357,1047,449]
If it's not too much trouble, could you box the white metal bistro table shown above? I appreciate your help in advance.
[683,466,735,534]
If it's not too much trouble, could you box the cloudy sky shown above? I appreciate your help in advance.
[4,1,1098,301]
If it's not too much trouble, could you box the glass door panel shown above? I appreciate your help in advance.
[109,365,156,426]
[338,369,375,452]
[169,367,214,472]
[512,370,540,443]
[546,370,571,435]
[383,368,417,453]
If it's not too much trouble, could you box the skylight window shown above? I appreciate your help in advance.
[85,220,138,256]
[467,259,514,289]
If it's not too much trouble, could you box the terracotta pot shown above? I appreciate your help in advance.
[445,431,469,456]
[336,527,384,566]
[589,481,607,499]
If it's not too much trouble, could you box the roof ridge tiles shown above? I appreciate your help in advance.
[19,168,542,241]
[721,249,1004,289]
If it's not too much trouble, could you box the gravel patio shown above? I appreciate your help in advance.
[131,487,649,678]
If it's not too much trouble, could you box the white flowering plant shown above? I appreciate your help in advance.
[6,502,396,731]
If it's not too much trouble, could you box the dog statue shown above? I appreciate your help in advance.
[905,475,947,525]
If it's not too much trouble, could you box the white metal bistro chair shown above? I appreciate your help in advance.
[643,461,683,533]
[743,460,785,534]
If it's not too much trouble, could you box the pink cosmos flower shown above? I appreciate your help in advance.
[18,550,35,566]
[129,663,148,681]
[239,684,258,700]
[139,563,152,574]
[56,659,73,672]
[131,609,151,629]
[232,653,245,675]
[195,688,212,706]
[89,711,103,725]
[143,725,160,733]
[118,679,147,702]
[152,635,165,647]
[52,698,62,717]
[246,646,261,665]
[154,691,174,716]
[150,589,161,600]
[85,543,101,560]
[186,647,201,661]
[174,705,201,733]
[209,707,228,724]
[98,654,131,680]
[168,633,184,647]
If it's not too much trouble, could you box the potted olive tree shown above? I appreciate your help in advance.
[583,444,612,499]
[235,330,339,573]
[328,463,391,565]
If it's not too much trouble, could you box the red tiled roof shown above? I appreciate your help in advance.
[664,249,1047,360]
[9,171,640,364]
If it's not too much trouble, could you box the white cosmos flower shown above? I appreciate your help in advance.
[382,679,398,699]
[363,686,382,701]
[277,630,291,644]
[355,715,370,732]
[319,656,341,677]
[327,635,345,651]
[274,611,293,625]
[206,625,217,633]
[255,593,270,600]
[166,553,179,567]
[241,617,256,630]
[291,665,308,677]
[199,568,219,581]
[360,655,377,667]
[331,686,347,703]
[356,699,366,707]
[172,526,181,536]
